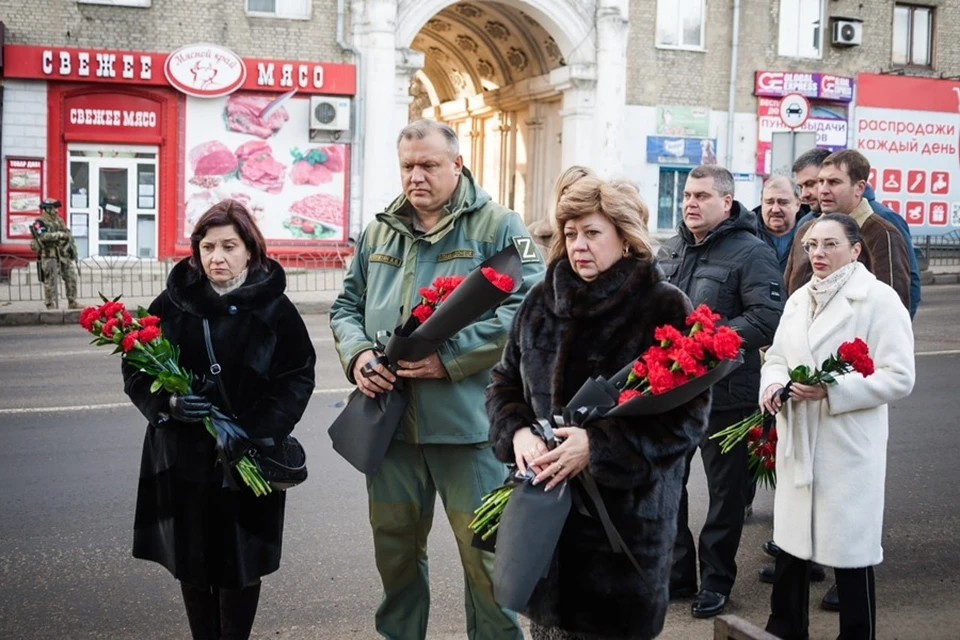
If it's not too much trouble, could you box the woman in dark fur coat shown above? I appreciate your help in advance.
[122,200,315,639]
[486,177,711,639]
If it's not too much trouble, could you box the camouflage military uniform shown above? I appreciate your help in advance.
[30,200,80,310]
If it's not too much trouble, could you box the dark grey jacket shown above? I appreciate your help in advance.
[659,202,784,411]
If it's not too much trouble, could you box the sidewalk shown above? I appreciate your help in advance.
[0,288,341,326]
[2,267,957,327]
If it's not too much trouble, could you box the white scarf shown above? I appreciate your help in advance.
[210,268,248,296]
[807,261,858,321]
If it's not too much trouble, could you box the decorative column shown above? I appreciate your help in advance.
[595,0,629,178]
[550,63,598,174]
[355,0,399,229]
[524,105,548,221]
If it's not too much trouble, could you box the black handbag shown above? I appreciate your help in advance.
[203,319,308,490]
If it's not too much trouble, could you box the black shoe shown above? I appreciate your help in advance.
[821,583,840,611]
[759,565,775,584]
[670,583,698,600]
[811,564,826,583]
[691,590,728,618]
[762,540,781,559]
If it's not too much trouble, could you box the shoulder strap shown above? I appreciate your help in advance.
[202,318,236,417]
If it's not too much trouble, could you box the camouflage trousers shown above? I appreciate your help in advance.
[366,440,522,640]
[41,258,78,308]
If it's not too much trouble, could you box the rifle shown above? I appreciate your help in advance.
[28,222,45,283]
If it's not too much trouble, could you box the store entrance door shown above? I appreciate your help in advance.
[67,146,159,258]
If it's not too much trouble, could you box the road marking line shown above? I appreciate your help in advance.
[0,338,335,361]
[0,387,356,414]
[917,349,960,356]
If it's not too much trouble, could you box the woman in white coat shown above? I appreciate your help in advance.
[759,214,915,640]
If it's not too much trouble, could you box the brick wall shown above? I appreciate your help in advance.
[627,0,960,110]
[0,0,350,63]
[1,81,48,242]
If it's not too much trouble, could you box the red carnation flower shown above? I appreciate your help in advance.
[618,389,643,404]
[138,325,161,344]
[768,427,778,443]
[481,267,514,293]
[838,338,869,363]
[747,426,763,442]
[642,346,671,368]
[852,355,874,377]
[101,317,120,337]
[631,359,648,379]
[139,315,161,328]
[669,346,701,376]
[419,287,440,304]
[654,325,683,346]
[678,335,705,361]
[764,458,776,470]
[121,311,133,327]
[709,326,742,360]
[102,301,125,318]
[647,362,677,394]
[686,304,721,332]
[79,306,101,331]
[121,331,140,352]
[412,304,434,324]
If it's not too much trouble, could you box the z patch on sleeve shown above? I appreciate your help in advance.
[511,236,541,263]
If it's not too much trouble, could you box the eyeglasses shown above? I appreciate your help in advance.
[802,240,850,254]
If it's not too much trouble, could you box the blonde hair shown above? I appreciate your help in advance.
[552,165,597,206]
[550,177,654,264]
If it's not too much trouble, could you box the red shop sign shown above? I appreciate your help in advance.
[63,93,162,138]
[3,44,356,96]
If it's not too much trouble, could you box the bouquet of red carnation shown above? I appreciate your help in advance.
[80,295,272,496]
[617,304,744,403]
[710,338,876,487]
[329,245,522,475]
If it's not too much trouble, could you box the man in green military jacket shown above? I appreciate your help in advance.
[330,120,544,640]
[30,198,80,310]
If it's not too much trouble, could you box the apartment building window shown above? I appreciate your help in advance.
[246,0,310,19]
[778,0,825,59]
[893,4,933,66]
[656,0,705,50]
[658,168,691,231]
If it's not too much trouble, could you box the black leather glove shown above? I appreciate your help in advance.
[168,393,213,422]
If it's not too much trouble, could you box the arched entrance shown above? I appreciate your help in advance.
[398,1,594,225]
[353,0,626,229]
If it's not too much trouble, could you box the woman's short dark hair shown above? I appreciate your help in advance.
[814,213,862,247]
[190,199,268,273]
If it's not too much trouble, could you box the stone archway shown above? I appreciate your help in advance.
[353,0,627,229]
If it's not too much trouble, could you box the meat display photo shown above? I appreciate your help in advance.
[182,93,347,242]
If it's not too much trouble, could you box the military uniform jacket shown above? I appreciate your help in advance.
[31,212,77,260]
[330,167,545,444]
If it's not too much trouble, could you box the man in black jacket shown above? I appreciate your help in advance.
[661,165,784,618]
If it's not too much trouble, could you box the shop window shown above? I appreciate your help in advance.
[893,4,933,67]
[658,168,691,232]
[656,0,705,50]
[78,0,151,6]
[246,0,310,19]
[778,0,825,59]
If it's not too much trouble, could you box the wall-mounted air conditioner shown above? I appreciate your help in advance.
[309,96,352,131]
[832,18,863,47]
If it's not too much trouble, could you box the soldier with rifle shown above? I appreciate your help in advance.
[29,198,81,310]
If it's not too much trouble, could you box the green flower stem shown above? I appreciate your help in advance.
[202,416,272,497]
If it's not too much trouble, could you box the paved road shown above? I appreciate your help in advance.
[1,286,958,639]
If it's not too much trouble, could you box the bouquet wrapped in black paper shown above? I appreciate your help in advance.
[328,244,523,475]
[474,304,744,611]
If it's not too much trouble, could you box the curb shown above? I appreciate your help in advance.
[921,272,959,285]
[0,300,333,327]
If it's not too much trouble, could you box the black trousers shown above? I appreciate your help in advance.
[671,407,751,595]
[181,581,262,640]
[765,551,877,640]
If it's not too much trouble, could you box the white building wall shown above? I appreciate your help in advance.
[1,80,49,244]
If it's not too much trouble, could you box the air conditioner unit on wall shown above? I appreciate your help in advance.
[310,96,352,131]
[832,18,863,47]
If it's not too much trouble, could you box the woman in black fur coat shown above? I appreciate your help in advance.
[486,177,710,639]
[122,200,315,639]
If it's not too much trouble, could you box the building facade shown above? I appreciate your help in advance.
[2,0,959,262]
